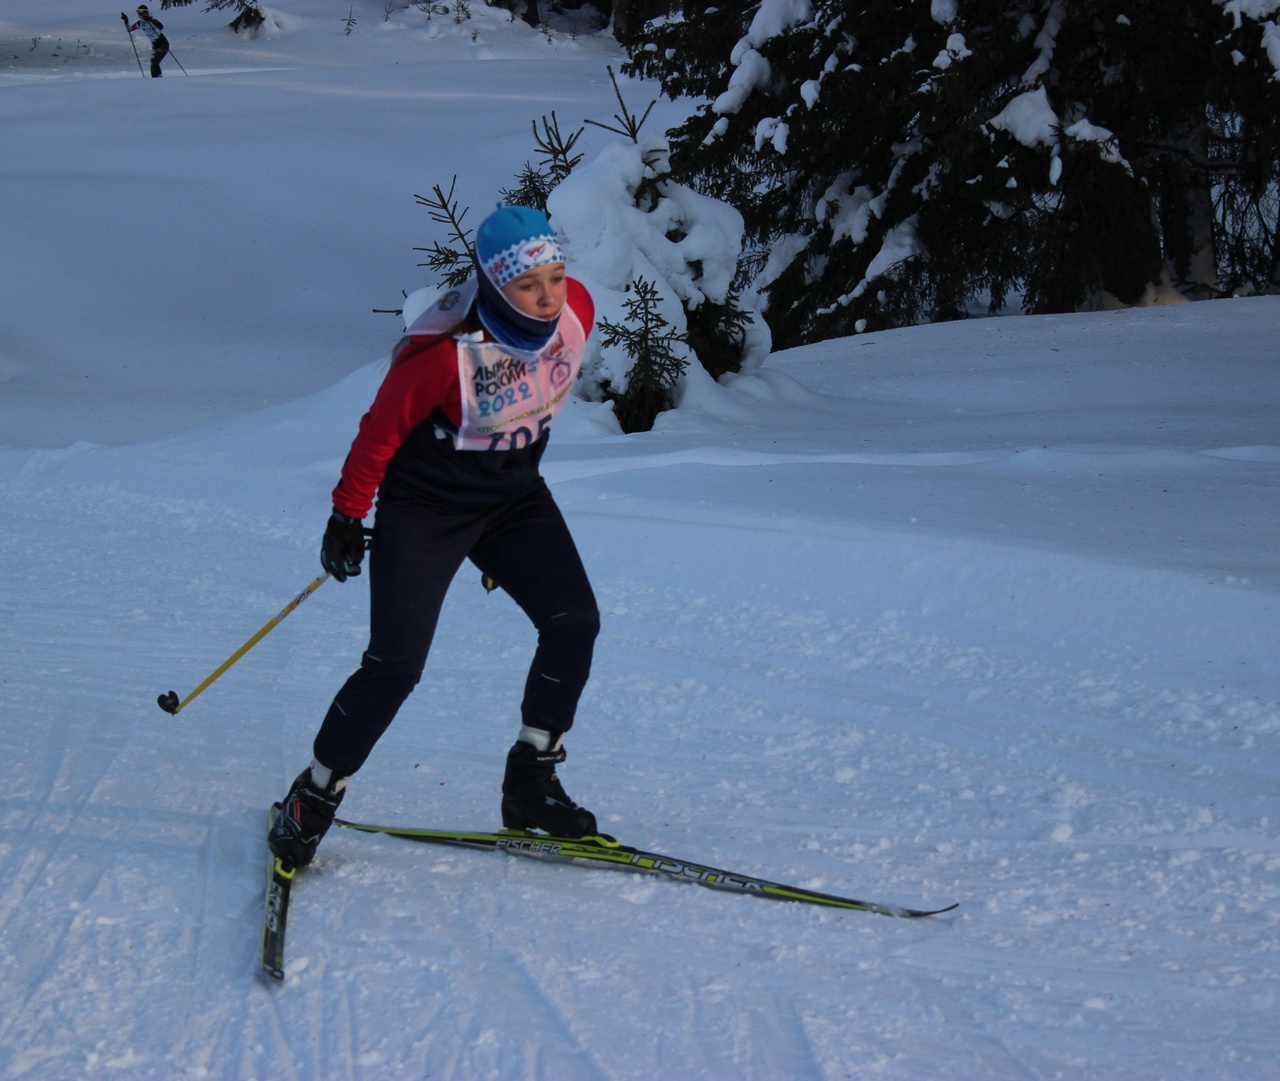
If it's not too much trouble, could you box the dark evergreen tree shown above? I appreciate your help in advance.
[596,277,688,432]
[627,1,1280,346]
[610,0,671,44]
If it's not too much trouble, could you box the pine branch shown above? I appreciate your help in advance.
[584,65,656,144]
[412,177,476,285]
[499,164,554,213]
[534,112,584,184]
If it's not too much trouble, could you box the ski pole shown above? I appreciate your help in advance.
[167,47,188,75]
[157,573,330,715]
[121,13,146,77]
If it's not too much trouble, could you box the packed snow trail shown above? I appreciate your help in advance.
[2,372,1278,1077]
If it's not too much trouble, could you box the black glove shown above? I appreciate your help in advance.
[320,509,366,582]
[121,12,130,22]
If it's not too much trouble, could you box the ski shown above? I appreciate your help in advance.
[335,819,958,919]
[261,804,296,981]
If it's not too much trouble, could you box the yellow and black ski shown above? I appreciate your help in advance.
[334,819,958,919]
[261,804,296,981]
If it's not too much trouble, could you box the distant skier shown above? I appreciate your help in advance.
[267,204,603,871]
[122,5,168,77]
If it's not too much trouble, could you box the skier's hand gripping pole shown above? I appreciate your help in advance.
[157,573,330,714]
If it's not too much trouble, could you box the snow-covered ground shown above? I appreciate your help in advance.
[3,4,1279,1079]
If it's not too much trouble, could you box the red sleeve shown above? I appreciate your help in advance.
[567,277,594,338]
[331,336,461,518]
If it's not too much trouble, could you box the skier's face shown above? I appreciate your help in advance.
[501,263,567,320]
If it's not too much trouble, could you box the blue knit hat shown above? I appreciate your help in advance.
[476,205,565,288]
[473,205,566,352]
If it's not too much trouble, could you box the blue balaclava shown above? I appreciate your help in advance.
[474,205,565,352]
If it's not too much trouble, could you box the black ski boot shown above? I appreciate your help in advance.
[501,732,598,838]
[268,765,347,869]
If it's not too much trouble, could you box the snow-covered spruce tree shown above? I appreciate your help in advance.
[406,75,768,431]
[547,130,769,428]
[626,0,1280,345]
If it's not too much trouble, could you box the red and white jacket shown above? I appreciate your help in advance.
[332,278,593,519]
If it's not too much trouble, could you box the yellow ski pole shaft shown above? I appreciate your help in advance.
[157,573,330,715]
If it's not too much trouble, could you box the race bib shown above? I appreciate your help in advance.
[454,307,585,451]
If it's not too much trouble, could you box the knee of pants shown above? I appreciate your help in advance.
[358,650,426,700]
[540,606,600,647]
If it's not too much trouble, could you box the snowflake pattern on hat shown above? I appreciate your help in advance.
[481,235,565,288]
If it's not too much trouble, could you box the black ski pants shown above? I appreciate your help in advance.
[312,479,599,777]
[150,35,168,77]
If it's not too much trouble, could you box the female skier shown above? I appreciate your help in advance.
[269,205,601,870]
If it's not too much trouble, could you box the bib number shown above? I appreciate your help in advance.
[455,310,584,452]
